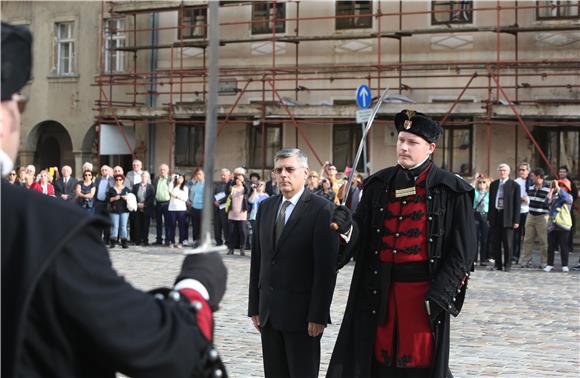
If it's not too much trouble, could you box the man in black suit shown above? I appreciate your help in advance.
[248,148,339,378]
[488,163,521,271]
[94,164,114,243]
[54,165,77,201]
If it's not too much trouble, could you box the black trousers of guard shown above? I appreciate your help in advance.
[260,323,321,378]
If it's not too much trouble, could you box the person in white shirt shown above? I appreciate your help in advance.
[168,173,189,248]
[513,162,531,264]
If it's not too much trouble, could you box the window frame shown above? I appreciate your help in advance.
[431,122,473,176]
[431,0,474,25]
[536,1,580,20]
[335,1,373,30]
[104,18,126,73]
[533,126,580,178]
[332,122,364,172]
[174,123,205,167]
[248,122,283,169]
[178,6,208,39]
[55,21,75,76]
[251,2,286,35]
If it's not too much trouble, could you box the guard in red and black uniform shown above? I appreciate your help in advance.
[327,110,477,378]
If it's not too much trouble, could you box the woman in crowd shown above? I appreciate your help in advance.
[7,169,18,184]
[76,170,96,214]
[132,171,155,246]
[109,174,130,249]
[248,180,269,249]
[316,178,337,203]
[227,172,249,256]
[306,171,320,192]
[545,179,574,272]
[25,164,36,188]
[17,166,28,186]
[168,174,189,248]
[320,161,340,204]
[473,175,491,266]
[30,170,55,196]
[188,167,205,245]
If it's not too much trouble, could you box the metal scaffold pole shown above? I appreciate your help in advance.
[186,1,224,254]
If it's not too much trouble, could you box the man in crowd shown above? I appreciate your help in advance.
[214,168,232,246]
[327,110,477,378]
[488,163,521,272]
[125,159,144,243]
[113,165,124,176]
[1,22,227,378]
[153,163,172,246]
[94,165,114,243]
[513,162,532,264]
[249,148,338,378]
[54,165,77,201]
[521,168,550,269]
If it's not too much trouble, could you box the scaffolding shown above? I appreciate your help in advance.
[95,0,580,177]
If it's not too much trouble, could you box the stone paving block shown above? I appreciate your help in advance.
[110,247,580,377]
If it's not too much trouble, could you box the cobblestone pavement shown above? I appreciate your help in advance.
[110,246,580,378]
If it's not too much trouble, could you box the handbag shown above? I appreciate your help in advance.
[553,203,572,230]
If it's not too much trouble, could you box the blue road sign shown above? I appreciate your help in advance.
[356,84,371,109]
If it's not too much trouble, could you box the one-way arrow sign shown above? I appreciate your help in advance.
[356,84,371,109]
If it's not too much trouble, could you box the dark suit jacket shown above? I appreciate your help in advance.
[248,190,339,331]
[488,178,521,227]
[54,177,78,200]
[132,183,156,216]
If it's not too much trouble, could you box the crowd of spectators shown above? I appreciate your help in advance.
[9,159,364,254]
[11,158,578,271]
[472,163,579,272]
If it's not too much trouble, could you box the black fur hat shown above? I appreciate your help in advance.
[1,22,32,101]
[394,109,443,143]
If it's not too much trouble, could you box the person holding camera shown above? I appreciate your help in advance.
[544,178,574,272]
[1,22,228,378]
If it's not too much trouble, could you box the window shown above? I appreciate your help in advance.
[104,18,126,73]
[248,123,283,168]
[175,124,204,166]
[537,1,579,19]
[179,7,207,39]
[252,2,285,35]
[54,22,75,75]
[431,122,473,176]
[336,1,373,30]
[333,123,364,171]
[534,127,580,178]
[432,1,473,25]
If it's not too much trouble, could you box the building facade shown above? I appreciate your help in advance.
[3,1,580,179]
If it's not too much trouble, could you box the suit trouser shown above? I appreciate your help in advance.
[213,207,229,245]
[189,207,202,242]
[474,212,489,262]
[93,200,110,242]
[134,210,151,243]
[521,213,548,266]
[260,323,321,378]
[490,222,514,270]
[513,212,528,262]
[155,202,170,243]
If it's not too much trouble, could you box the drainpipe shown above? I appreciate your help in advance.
[147,12,159,173]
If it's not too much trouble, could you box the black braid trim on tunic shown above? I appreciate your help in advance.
[384,210,426,220]
[383,228,422,238]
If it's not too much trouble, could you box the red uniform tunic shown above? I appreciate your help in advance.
[374,165,433,368]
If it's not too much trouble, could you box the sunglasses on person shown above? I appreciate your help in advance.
[84,173,92,177]
[273,166,299,174]
[9,172,17,176]
[115,178,123,181]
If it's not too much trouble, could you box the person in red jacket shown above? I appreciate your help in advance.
[29,169,55,196]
